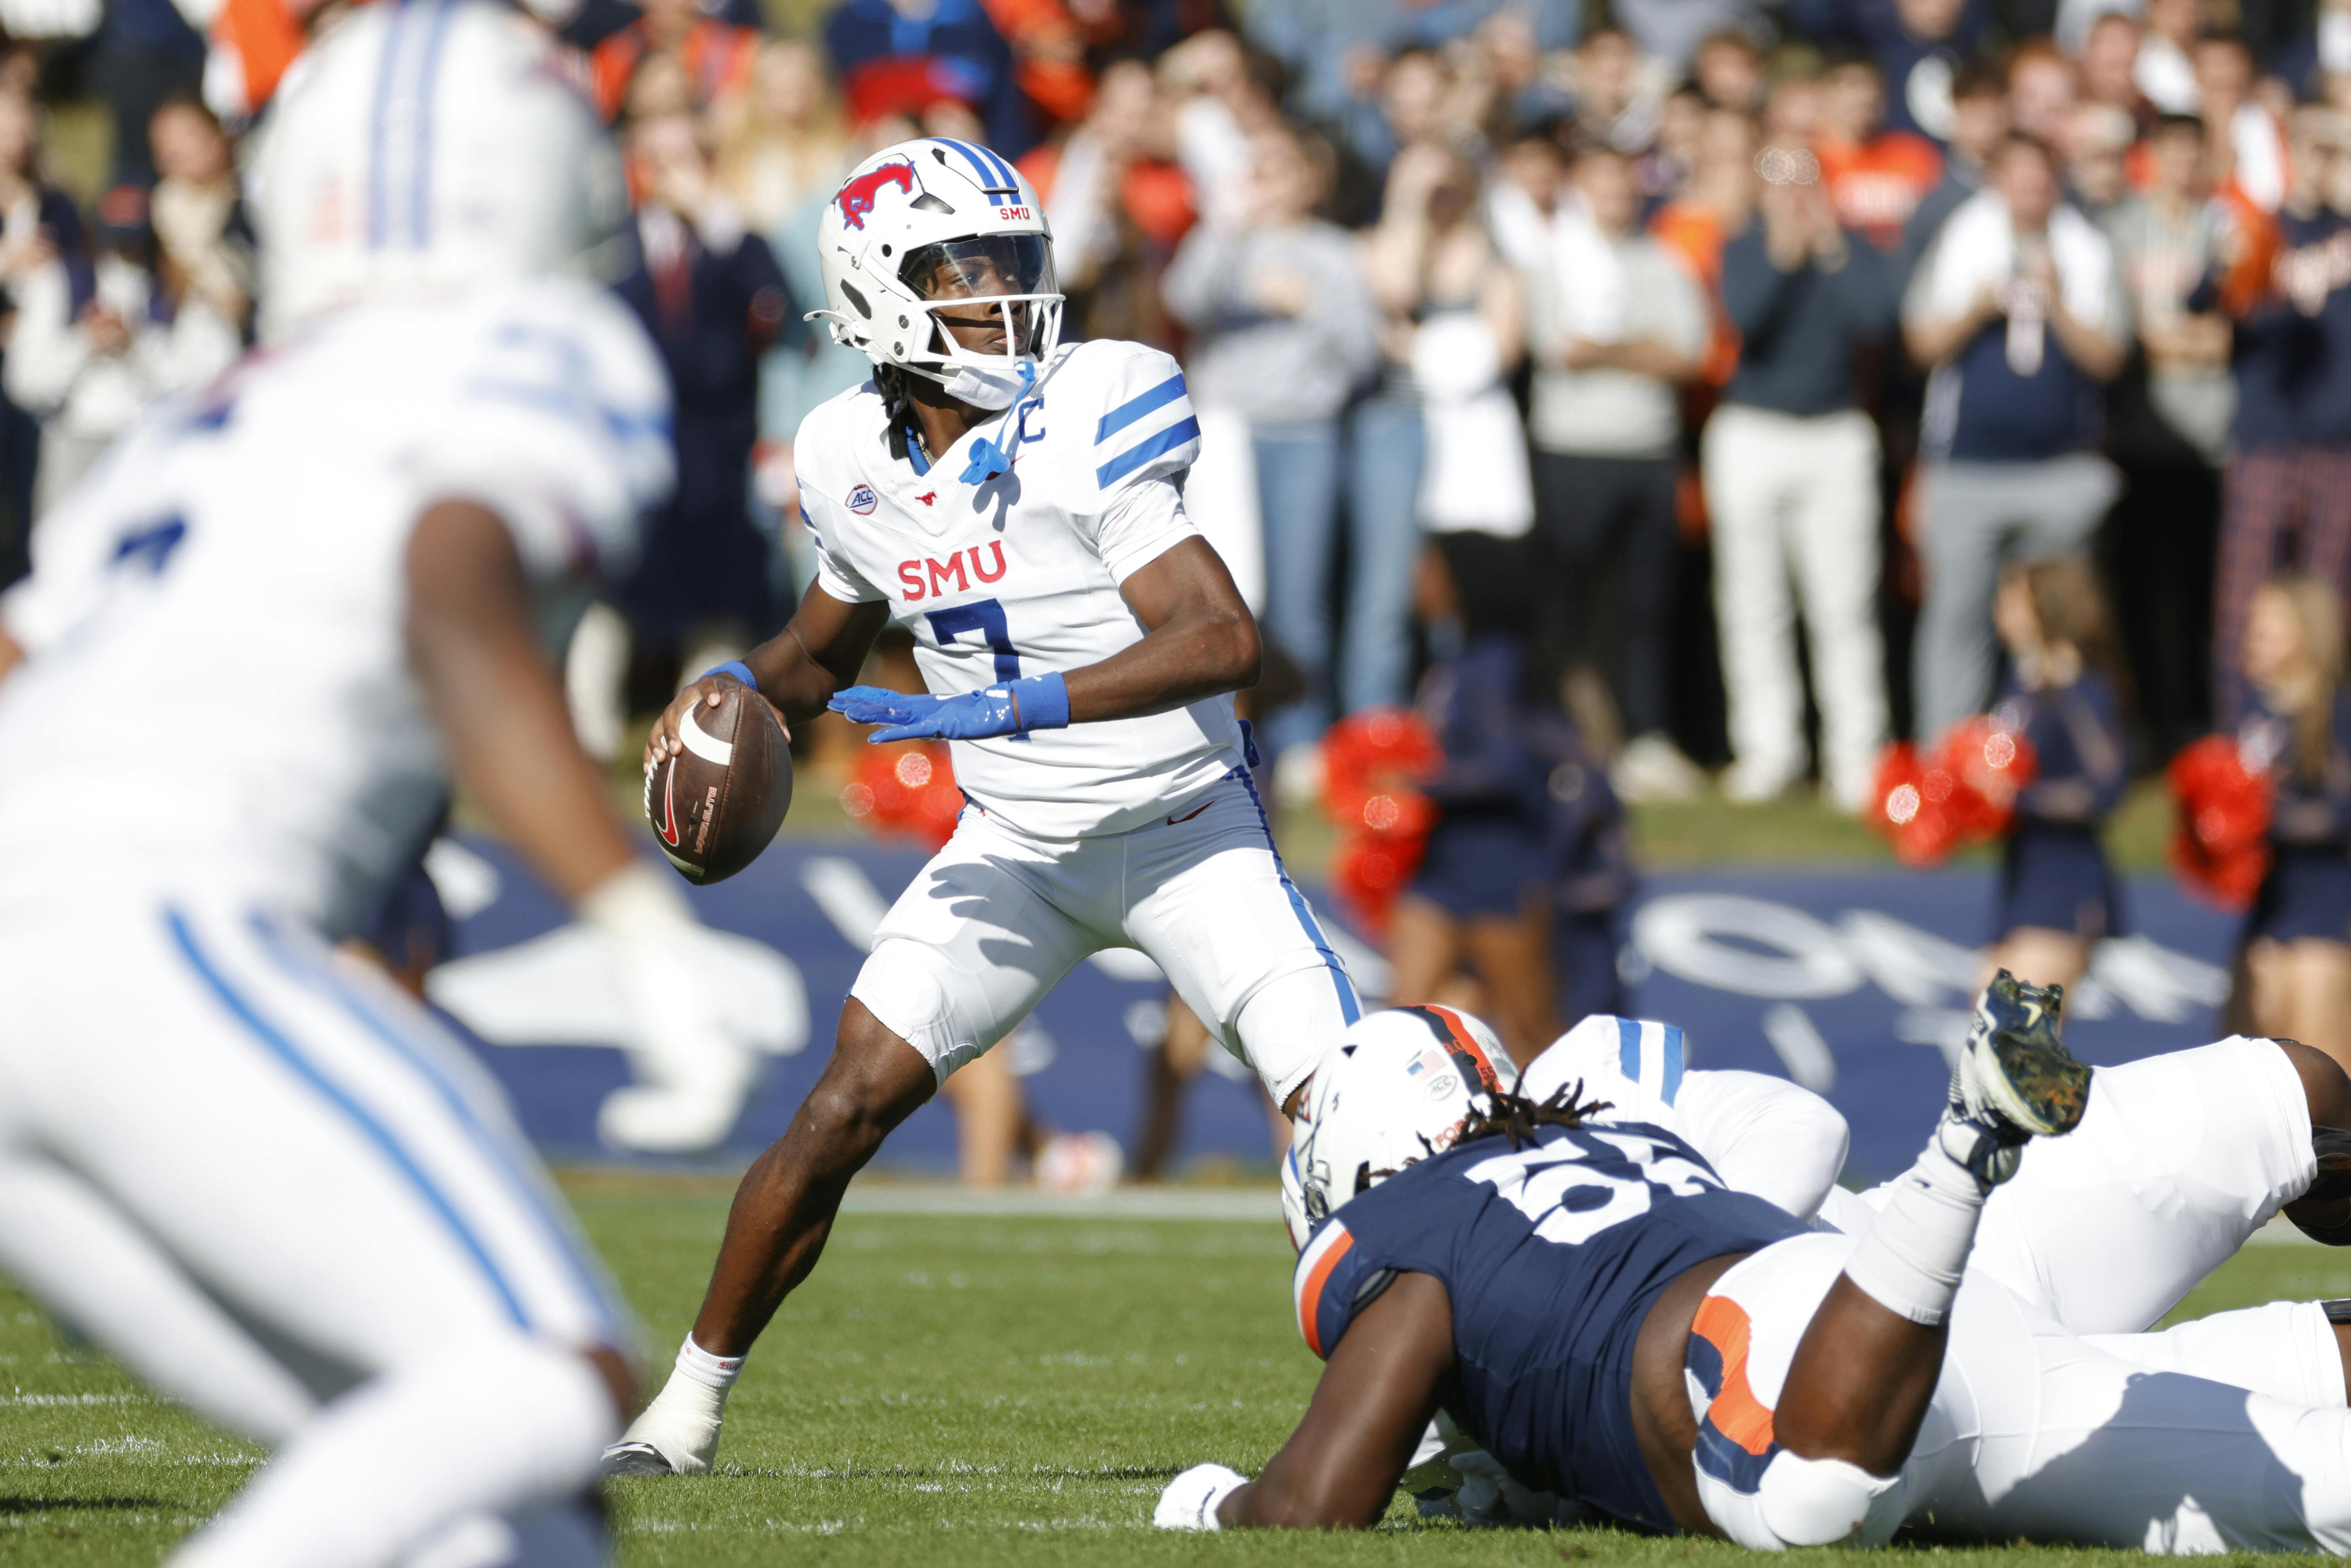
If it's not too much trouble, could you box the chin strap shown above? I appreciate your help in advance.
[959,358,1039,484]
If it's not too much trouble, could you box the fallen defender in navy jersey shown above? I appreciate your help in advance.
[1158,975,2095,1543]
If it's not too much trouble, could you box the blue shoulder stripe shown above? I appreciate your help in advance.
[1096,416,1200,488]
[1095,372,1188,444]
[1614,1016,1686,1104]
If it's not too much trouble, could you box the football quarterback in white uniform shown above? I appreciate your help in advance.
[0,5,755,1563]
[609,139,1363,1475]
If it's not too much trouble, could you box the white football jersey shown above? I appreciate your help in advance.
[0,277,672,932]
[796,338,1244,840]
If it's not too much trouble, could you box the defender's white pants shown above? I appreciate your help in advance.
[1692,1236,2351,1554]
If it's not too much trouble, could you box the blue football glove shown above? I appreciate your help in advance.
[829,673,1069,743]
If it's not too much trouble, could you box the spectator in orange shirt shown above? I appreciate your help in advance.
[1813,51,1943,252]
[590,0,758,123]
[1652,104,1759,395]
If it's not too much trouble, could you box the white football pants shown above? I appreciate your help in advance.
[1694,1235,2351,1553]
[0,894,627,1568]
[1700,404,1887,804]
[1817,1035,2321,1336]
[852,770,1360,1105]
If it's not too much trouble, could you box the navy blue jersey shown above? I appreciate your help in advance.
[1292,1121,1806,1531]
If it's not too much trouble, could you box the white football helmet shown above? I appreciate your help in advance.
[809,138,1062,410]
[1282,1006,1517,1250]
[247,0,628,339]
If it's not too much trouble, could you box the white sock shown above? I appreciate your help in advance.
[674,1335,744,1392]
[167,1335,613,1568]
[610,1337,739,1473]
[1840,1126,1990,1325]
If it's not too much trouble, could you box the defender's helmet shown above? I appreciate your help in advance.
[1282,1006,1517,1250]
[810,139,1062,408]
[247,0,627,338]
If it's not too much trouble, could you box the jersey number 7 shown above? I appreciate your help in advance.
[926,598,1020,683]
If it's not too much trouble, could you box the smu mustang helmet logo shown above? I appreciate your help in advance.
[837,159,918,230]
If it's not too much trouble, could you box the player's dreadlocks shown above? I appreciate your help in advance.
[1454,1079,1615,1151]
[875,362,919,462]
[1345,1079,1617,1201]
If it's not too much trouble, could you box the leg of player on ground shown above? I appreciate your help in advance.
[1703,973,2094,1548]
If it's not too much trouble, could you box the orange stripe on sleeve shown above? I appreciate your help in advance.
[1295,1228,1355,1359]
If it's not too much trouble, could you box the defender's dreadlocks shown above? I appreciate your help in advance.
[1345,1078,1616,1200]
[1455,1078,1614,1150]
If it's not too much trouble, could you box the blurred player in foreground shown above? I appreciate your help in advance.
[609,137,1362,1474]
[0,5,758,1562]
[1198,991,2351,1549]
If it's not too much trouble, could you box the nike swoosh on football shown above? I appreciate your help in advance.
[657,764,683,847]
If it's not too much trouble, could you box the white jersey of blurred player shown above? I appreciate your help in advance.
[1449,1020,2351,1547]
[0,5,735,1565]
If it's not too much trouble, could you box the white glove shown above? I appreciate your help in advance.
[581,863,759,1152]
[1155,1463,1246,1530]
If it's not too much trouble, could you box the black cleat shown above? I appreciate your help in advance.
[1938,970,2093,1186]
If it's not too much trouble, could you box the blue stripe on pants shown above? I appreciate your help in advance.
[165,907,531,1329]
[1234,771,1361,1026]
[245,913,617,1336]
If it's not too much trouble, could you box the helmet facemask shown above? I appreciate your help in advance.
[893,234,1063,410]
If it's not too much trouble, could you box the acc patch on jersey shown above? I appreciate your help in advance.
[847,484,877,514]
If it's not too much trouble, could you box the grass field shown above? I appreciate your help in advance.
[4,1183,2348,1567]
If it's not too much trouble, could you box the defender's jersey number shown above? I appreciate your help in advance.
[1461,1129,1722,1248]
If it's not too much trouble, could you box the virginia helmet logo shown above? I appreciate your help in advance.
[836,159,918,231]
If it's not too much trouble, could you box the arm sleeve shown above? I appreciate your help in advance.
[796,479,887,603]
[1089,344,1204,515]
[410,293,675,587]
[2,261,88,417]
[1158,228,1239,328]
[1672,1069,1850,1222]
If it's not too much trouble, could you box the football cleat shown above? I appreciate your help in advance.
[600,1439,691,1478]
[1936,970,2093,1187]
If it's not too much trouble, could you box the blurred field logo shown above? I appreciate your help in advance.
[837,160,918,230]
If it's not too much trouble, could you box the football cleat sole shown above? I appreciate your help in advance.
[1964,974,2092,1139]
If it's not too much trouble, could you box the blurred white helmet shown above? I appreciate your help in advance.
[1282,1006,1517,1250]
[248,0,627,339]
[810,138,1061,410]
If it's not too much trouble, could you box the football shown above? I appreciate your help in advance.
[644,683,794,884]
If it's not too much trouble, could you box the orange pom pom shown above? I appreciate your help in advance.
[1868,742,1962,866]
[843,741,963,852]
[1319,709,1442,935]
[2167,735,2273,911]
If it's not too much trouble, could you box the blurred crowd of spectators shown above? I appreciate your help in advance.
[0,0,2347,816]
